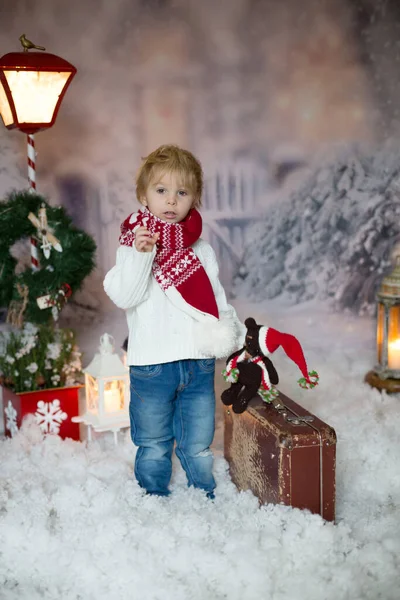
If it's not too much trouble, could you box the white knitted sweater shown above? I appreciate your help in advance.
[103,238,245,366]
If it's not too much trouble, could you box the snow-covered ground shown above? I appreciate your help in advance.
[1,299,399,600]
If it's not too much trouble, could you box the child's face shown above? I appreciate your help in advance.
[142,170,195,223]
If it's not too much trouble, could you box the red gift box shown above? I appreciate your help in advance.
[2,385,83,440]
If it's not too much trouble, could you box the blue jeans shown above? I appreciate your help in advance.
[129,359,216,496]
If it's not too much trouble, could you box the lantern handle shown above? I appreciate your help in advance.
[99,333,115,355]
[19,34,46,53]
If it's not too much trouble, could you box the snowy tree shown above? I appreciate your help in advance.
[233,144,400,314]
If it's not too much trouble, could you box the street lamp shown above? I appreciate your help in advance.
[0,35,76,269]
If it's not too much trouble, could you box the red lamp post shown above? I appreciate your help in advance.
[0,35,77,269]
[0,47,77,136]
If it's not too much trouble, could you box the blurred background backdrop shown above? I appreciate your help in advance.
[1,0,400,357]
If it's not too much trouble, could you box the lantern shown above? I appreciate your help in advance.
[72,334,130,442]
[365,257,400,393]
[0,48,76,134]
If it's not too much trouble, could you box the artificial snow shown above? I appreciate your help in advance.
[1,300,399,600]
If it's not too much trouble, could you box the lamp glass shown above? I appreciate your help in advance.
[387,305,400,370]
[86,373,99,414]
[103,380,125,414]
[4,70,70,124]
[0,81,13,126]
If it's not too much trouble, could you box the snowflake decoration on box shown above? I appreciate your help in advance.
[4,400,18,437]
[34,399,67,435]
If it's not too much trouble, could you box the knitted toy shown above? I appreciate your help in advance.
[222,317,319,414]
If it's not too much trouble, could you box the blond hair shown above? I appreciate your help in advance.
[136,144,203,208]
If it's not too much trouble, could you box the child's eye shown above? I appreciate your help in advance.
[156,188,166,194]
[178,190,187,197]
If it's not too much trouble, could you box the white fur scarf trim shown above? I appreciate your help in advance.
[194,314,242,359]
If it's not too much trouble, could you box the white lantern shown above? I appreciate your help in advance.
[72,334,130,442]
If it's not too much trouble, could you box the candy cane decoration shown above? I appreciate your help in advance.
[27,134,36,191]
[27,134,39,271]
[30,236,39,271]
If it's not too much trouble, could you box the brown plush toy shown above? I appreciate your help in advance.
[221,317,319,414]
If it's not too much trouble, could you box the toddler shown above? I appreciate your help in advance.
[104,144,243,497]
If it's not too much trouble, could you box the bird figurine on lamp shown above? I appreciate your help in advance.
[19,34,46,52]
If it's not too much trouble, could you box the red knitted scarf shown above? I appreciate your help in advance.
[119,208,219,321]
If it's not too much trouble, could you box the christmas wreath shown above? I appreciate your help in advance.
[0,190,96,325]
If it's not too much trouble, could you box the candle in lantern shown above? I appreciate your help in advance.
[388,338,400,370]
[104,388,120,413]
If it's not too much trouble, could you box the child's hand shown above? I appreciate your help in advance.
[134,227,160,252]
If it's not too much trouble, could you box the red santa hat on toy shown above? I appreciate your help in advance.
[258,326,319,389]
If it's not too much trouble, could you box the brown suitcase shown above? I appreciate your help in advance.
[223,392,336,521]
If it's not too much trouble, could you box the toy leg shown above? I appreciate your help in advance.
[232,363,261,414]
[221,382,242,406]
[232,383,260,414]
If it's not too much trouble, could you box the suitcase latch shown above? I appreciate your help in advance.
[285,415,315,425]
